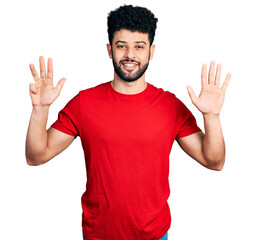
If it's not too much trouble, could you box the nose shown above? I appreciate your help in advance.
[124,47,136,59]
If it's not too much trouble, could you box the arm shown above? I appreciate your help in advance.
[177,116,225,171]
[26,106,75,166]
[25,56,73,166]
[177,61,231,171]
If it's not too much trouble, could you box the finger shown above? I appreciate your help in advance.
[39,56,46,79]
[208,60,215,84]
[186,85,198,105]
[47,57,53,81]
[29,64,40,82]
[55,78,66,93]
[221,72,231,92]
[201,63,207,87]
[215,63,222,86]
[29,83,37,94]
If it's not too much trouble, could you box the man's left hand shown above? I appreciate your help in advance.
[186,60,231,116]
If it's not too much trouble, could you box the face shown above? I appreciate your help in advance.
[107,29,155,82]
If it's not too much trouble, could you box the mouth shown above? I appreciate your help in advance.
[121,61,139,71]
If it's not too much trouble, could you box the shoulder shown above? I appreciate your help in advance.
[78,81,109,100]
[148,83,176,100]
[149,83,193,115]
[149,83,186,107]
[79,81,109,95]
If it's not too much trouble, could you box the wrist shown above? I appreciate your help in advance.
[30,104,50,126]
[32,105,50,113]
[203,113,220,120]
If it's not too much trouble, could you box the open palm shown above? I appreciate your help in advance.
[187,61,231,116]
[29,56,66,107]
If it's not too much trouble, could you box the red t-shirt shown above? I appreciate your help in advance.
[51,81,201,240]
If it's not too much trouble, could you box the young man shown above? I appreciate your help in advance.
[26,5,231,240]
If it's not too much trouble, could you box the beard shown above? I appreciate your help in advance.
[112,52,150,82]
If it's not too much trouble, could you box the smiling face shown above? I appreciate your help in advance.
[107,29,155,82]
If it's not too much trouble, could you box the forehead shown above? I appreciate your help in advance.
[113,29,149,44]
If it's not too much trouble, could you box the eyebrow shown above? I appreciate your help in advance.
[135,41,147,45]
[115,40,147,45]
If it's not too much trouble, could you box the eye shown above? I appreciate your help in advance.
[117,45,126,49]
[136,45,144,49]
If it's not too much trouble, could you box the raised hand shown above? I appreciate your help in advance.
[186,60,231,116]
[29,56,66,107]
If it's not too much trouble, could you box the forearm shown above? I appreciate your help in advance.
[203,114,225,169]
[25,106,50,165]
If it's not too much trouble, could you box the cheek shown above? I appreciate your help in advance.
[138,52,150,62]
[112,52,123,61]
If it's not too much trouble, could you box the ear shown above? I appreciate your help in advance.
[107,44,112,59]
[149,44,155,60]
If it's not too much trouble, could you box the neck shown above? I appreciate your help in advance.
[111,73,147,94]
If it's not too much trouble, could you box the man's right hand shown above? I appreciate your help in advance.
[29,56,66,107]
[26,56,74,166]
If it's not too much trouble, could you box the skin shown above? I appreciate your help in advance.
[181,62,231,170]
[107,30,155,94]
[26,57,73,165]
[26,29,231,170]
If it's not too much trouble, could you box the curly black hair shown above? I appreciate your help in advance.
[107,5,158,46]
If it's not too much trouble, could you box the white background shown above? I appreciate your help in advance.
[0,0,255,239]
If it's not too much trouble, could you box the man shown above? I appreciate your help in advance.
[25,5,231,240]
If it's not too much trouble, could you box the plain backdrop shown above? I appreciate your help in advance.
[0,0,255,239]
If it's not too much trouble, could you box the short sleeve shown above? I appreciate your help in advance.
[174,96,201,139]
[51,93,80,137]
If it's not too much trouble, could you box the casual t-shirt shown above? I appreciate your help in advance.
[51,81,201,240]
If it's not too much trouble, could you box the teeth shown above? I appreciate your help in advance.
[124,64,136,67]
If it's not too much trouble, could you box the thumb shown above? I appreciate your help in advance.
[55,78,66,93]
[29,83,37,94]
[186,85,198,105]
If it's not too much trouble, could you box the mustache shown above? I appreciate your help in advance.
[120,59,140,65]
